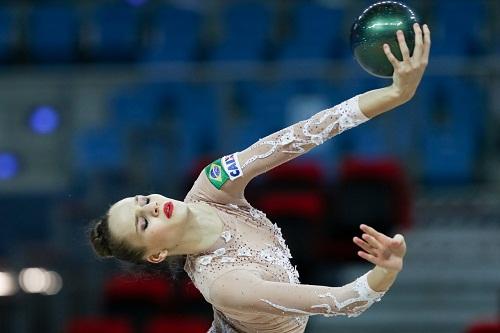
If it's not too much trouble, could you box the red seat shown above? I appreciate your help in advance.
[65,317,133,333]
[338,157,412,229]
[257,191,325,221]
[180,278,203,301]
[266,161,324,185]
[104,273,174,305]
[253,160,327,222]
[316,157,412,263]
[251,160,327,280]
[466,321,500,333]
[144,315,212,333]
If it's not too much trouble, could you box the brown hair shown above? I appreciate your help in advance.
[89,214,146,264]
[88,213,186,278]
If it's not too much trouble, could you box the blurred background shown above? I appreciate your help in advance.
[0,0,499,332]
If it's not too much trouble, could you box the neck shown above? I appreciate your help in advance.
[167,202,223,256]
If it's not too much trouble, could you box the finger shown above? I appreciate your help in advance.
[422,24,431,64]
[383,43,399,68]
[353,237,375,254]
[412,23,423,59]
[360,224,389,244]
[390,234,405,249]
[397,30,410,61]
[357,251,379,265]
[362,233,382,249]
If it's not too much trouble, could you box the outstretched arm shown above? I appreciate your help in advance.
[209,225,407,318]
[215,24,430,197]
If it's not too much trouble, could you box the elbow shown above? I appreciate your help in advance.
[343,302,372,319]
[347,308,367,318]
[211,293,253,313]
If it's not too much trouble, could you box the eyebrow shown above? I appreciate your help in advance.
[134,196,139,234]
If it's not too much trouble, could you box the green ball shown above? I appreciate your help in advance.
[350,1,419,78]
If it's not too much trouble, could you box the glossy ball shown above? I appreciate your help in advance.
[350,1,419,78]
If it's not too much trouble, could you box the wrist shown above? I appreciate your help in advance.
[388,84,413,104]
[374,265,401,276]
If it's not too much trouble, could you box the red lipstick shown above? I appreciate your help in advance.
[163,202,173,219]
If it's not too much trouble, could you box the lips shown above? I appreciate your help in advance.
[163,202,173,219]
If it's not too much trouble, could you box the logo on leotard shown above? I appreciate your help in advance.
[204,159,229,190]
[210,165,221,180]
[222,153,243,181]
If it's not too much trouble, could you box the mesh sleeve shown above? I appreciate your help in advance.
[209,269,386,318]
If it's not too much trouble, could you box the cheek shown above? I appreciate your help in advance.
[145,222,170,246]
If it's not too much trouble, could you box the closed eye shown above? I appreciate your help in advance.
[140,216,149,231]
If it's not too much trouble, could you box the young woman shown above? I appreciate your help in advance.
[90,23,430,333]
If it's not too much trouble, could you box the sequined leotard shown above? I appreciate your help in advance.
[183,96,386,333]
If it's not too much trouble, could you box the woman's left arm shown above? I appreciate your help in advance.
[209,225,407,318]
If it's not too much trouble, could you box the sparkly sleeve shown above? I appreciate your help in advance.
[237,95,369,184]
[209,269,386,318]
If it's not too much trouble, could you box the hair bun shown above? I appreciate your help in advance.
[89,217,114,258]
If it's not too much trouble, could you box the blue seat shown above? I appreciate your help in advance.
[109,86,165,129]
[280,3,344,60]
[0,7,17,62]
[143,6,202,62]
[174,84,221,165]
[431,0,487,55]
[0,195,51,250]
[418,77,484,183]
[211,2,272,61]
[236,81,301,147]
[87,4,141,61]
[74,125,128,173]
[28,5,79,62]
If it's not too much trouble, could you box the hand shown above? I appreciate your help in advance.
[384,23,431,102]
[353,224,407,273]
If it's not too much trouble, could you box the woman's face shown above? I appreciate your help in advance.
[107,194,189,262]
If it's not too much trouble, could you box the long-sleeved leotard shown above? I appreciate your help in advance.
[183,95,386,333]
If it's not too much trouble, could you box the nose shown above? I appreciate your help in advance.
[140,201,160,217]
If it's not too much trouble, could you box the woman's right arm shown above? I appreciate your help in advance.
[204,24,430,199]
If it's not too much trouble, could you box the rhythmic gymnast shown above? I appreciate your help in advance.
[89,23,431,333]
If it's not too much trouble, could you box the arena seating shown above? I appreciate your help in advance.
[27,4,79,62]
[103,273,176,331]
[143,5,202,62]
[87,3,141,61]
[252,160,327,280]
[74,125,128,174]
[316,157,412,263]
[65,317,133,333]
[211,2,272,61]
[144,315,211,333]
[419,78,484,183]
[465,321,500,333]
[432,0,487,56]
[280,2,345,60]
[0,6,17,62]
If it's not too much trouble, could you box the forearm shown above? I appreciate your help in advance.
[358,86,407,119]
[212,269,387,318]
[367,265,399,292]
[235,95,370,183]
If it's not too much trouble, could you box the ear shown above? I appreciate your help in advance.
[146,249,168,264]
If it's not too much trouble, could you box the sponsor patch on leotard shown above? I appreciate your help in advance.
[221,153,243,181]
[204,159,229,190]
